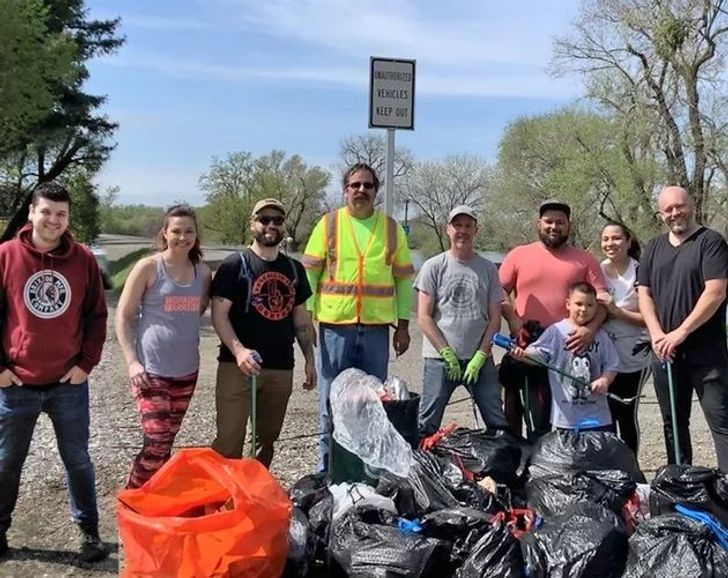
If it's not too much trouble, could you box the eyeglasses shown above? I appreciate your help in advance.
[256,215,285,226]
[347,181,375,190]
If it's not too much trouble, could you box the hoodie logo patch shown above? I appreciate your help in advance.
[24,270,71,319]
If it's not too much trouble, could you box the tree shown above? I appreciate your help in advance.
[488,108,657,251]
[336,133,414,210]
[65,169,99,243]
[402,154,492,252]
[0,0,123,239]
[198,152,254,244]
[251,151,330,251]
[0,0,75,153]
[199,150,330,246]
[553,0,728,225]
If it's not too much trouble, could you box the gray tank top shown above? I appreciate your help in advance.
[137,254,204,377]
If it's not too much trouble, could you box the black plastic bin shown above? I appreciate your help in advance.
[330,393,420,484]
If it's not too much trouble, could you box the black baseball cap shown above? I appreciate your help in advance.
[539,199,571,219]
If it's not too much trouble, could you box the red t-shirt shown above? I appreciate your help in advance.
[498,242,607,327]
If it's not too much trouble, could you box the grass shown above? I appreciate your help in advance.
[109,248,153,296]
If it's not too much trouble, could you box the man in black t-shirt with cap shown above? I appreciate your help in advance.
[210,198,316,467]
[638,185,728,469]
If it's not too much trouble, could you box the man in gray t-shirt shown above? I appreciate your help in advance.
[415,205,509,437]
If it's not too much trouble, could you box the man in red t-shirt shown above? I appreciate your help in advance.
[499,200,607,439]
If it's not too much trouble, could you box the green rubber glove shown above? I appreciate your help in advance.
[463,351,488,385]
[439,346,461,381]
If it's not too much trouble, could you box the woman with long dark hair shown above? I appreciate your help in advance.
[598,222,651,455]
[115,204,211,488]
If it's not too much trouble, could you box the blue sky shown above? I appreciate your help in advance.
[86,0,584,206]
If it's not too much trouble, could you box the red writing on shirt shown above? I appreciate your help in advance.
[164,295,201,312]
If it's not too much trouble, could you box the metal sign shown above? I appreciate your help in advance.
[369,57,415,130]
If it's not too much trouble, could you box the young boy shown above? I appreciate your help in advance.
[511,281,619,431]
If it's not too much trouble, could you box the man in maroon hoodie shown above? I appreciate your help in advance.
[0,182,108,562]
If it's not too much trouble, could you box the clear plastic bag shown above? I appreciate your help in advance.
[330,368,414,478]
[384,375,411,400]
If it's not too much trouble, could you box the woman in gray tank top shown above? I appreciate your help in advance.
[115,205,211,489]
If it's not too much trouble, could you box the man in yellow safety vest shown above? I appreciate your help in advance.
[302,163,414,471]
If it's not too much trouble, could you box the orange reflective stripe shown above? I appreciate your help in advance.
[384,216,397,265]
[320,282,394,297]
[392,263,415,277]
[301,254,324,270]
[325,210,338,280]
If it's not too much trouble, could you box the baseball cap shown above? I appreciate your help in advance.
[251,198,286,217]
[539,199,571,219]
[448,205,478,223]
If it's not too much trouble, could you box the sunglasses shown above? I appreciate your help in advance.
[257,215,285,226]
[347,181,375,190]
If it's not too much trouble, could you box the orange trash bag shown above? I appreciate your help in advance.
[117,448,292,578]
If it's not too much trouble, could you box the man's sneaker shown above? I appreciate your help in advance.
[78,527,108,563]
[0,531,7,558]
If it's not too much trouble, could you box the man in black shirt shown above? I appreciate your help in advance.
[638,185,728,468]
[210,198,316,466]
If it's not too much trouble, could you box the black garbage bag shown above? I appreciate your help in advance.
[623,513,728,577]
[456,521,524,578]
[329,505,452,578]
[421,507,493,565]
[431,427,526,485]
[528,430,644,483]
[308,488,334,563]
[650,464,728,527]
[282,507,314,578]
[377,450,459,517]
[526,470,636,518]
[450,481,507,514]
[521,502,628,578]
[290,472,330,513]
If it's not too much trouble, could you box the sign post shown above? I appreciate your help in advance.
[369,57,415,217]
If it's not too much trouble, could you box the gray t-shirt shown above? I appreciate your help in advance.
[415,252,503,359]
[531,319,620,429]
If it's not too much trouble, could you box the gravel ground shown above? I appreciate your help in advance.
[0,277,719,577]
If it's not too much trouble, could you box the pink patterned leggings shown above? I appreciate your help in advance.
[126,371,198,489]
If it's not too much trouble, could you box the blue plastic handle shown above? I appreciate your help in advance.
[492,333,514,350]
[398,518,423,534]
[675,504,728,550]
[574,418,601,435]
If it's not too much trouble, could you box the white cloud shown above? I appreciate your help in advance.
[94,0,581,99]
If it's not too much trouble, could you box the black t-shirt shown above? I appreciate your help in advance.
[638,227,728,365]
[210,249,312,369]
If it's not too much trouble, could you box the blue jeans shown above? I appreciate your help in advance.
[419,357,509,438]
[0,382,98,533]
[317,323,390,471]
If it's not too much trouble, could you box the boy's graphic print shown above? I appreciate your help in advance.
[565,355,591,402]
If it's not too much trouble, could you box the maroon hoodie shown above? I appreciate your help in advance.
[0,224,107,385]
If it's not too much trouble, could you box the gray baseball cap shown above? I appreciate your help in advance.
[539,199,571,219]
[448,205,477,223]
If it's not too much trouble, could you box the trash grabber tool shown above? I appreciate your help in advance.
[491,333,638,405]
[250,373,258,458]
[665,360,681,465]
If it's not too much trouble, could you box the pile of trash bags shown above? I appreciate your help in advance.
[282,369,728,578]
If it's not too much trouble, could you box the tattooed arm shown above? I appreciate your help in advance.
[293,304,316,390]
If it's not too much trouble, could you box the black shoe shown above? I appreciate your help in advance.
[0,531,7,558]
[78,527,108,563]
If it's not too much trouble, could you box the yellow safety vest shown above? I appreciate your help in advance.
[302,208,414,324]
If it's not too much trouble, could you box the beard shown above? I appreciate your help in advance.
[253,229,284,247]
[538,229,569,249]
